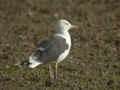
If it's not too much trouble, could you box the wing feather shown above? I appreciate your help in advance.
[31,35,68,64]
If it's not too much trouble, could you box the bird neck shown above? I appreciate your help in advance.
[54,31,70,37]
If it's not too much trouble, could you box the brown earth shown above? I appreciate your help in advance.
[0,0,120,90]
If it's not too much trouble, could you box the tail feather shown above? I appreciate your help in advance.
[21,60,31,67]
[21,55,42,68]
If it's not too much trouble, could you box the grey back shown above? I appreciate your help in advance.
[32,35,69,64]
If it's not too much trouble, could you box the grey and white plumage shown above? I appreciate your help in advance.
[22,19,77,78]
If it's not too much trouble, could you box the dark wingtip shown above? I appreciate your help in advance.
[21,60,31,67]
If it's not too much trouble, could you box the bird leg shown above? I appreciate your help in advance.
[55,63,58,79]
[49,65,54,79]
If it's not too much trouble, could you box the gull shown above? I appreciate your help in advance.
[22,19,77,79]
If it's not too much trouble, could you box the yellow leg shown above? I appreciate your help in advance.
[55,63,58,79]
[49,65,54,79]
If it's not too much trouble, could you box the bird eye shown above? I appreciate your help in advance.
[64,22,69,25]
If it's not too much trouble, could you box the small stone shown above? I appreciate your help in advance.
[54,13,59,18]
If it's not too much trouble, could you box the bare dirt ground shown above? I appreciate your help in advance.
[0,0,120,90]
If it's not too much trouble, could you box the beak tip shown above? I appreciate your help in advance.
[71,25,78,30]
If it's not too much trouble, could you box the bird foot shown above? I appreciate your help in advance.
[54,72,58,80]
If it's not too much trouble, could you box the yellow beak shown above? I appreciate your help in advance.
[71,25,78,30]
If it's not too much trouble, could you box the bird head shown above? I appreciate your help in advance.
[54,19,77,34]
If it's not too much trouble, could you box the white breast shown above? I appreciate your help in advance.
[55,32,71,63]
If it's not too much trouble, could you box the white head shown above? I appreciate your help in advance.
[54,19,77,34]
